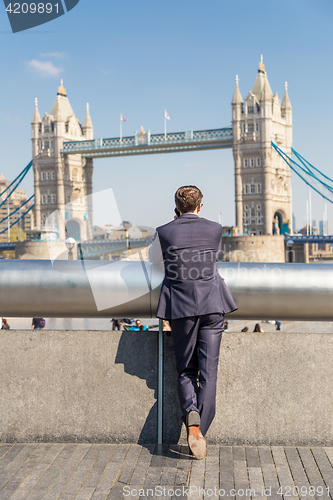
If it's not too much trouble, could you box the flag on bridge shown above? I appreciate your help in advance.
[120,113,126,142]
[164,110,170,139]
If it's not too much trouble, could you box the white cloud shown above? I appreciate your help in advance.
[26,59,64,77]
[40,52,69,60]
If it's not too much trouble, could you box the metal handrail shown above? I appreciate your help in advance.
[0,260,332,320]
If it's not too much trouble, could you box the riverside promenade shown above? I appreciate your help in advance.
[1,443,333,500]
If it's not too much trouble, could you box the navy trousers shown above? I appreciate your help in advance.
[170,313,224,436]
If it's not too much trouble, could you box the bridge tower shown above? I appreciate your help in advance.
[31,81,94,241]
[232,57,292,236]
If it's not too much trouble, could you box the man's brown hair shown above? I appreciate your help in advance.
[175,185,203,214]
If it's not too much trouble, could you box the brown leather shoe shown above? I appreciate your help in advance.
[188,425,206,460]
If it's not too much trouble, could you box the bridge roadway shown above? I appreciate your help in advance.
[2,234,333,260]
[0,237,153,258]
[61,127,233,158]
[2,234,333,259]
[78,235,333,254]
[78,236,153,259]
[285,234,333,244]
[0,242,15,251]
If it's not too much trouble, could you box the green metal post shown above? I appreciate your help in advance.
[158,318,163,444]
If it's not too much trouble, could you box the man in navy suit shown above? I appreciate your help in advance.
[150,185,237,459]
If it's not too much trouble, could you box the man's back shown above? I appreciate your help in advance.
[157,213,221,281]
[154,213,236,319]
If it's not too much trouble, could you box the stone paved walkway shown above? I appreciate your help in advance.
[1,443,333,500]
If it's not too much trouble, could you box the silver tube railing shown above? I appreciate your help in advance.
[0,260,332,320]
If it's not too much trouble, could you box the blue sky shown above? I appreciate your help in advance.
[1,0,333,230]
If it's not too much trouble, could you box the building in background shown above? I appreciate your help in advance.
[0,175,34,242]
[311,220,317,233]
[92,223,153,241]
[292,213,296,233]
[32,81,94,241]
[232,56,292,236]
[319,219,329,236]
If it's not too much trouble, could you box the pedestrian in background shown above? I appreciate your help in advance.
[127,319,148,331]
[111,318,121,330]
[253,323,264,332]
[1,318,10,330]
[32,318,45,330]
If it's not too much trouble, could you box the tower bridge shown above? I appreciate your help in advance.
[30,56,292,243]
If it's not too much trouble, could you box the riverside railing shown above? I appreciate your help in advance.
[0,260,332,320]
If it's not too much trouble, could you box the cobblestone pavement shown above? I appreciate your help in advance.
[1,443,333,500]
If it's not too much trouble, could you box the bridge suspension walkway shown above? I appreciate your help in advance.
[61,127,233,158]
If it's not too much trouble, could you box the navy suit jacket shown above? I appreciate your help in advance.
[151,213,237,320]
